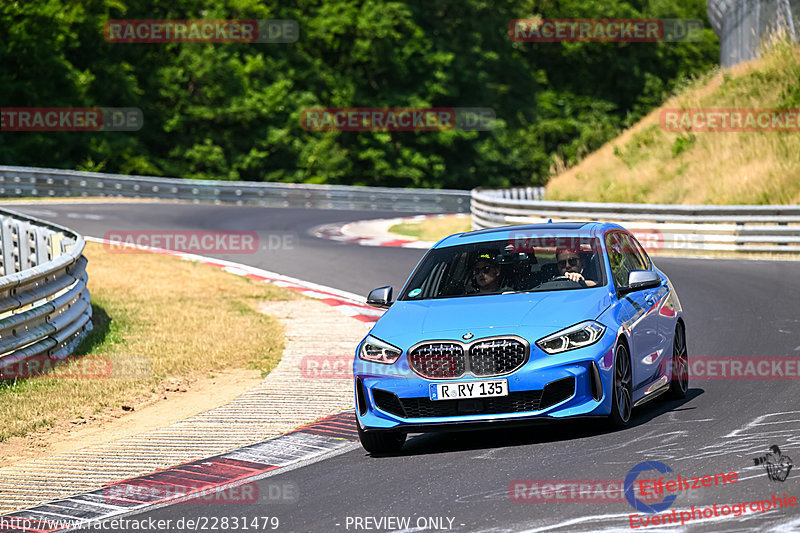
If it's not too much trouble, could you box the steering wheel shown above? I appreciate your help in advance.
[547,275,585,287]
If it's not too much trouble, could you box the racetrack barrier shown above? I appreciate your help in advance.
[0,166,470,214]
[4,165,798,255]
[0,208,92,376]
[472,187,800,255]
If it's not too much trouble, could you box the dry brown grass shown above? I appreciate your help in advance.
[0,242,297,441]
[546,39,800,205]
[389,215,472,241]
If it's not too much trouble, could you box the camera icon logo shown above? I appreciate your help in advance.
[753,445,793,482]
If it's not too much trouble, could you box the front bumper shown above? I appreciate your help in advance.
[354,335,616,432]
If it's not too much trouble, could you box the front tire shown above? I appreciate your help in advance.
[608,342,633,428]
[666,323,688,400]
[357,423,406,454]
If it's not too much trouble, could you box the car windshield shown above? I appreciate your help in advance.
[400,236,605,300]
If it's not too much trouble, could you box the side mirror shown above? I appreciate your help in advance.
[621,270,660,295]
[367,286,393,309]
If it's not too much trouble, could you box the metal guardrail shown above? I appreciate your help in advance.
[708,0,799,67]
[0,166,471,214]
[0,209,92,373]
[472,188,800,254]
[479,186,546,201]
[4,164,797,255]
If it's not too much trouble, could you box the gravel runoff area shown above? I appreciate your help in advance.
[0,299,371,514]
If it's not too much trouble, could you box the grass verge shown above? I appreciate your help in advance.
[0,242,297,441]
[389,215,472,241]
[546,39,800,204]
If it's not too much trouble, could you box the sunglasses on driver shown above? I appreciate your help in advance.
[557,257,580,268]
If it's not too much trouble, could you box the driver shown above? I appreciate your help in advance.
[555,247,597,287]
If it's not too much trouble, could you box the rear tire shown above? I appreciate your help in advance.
[357,423,406,454]
[666,323,688,400]
[608,342,633,428]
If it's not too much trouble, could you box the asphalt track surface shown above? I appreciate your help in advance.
[7,202,800,533]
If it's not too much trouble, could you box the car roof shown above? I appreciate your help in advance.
[435,221,626,248]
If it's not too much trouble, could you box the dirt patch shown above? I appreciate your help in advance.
[0,240,296,452]
[0,368,263,467]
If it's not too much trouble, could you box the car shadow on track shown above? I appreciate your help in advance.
[382,388,704,457]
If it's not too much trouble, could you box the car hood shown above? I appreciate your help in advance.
[369,289,613,348]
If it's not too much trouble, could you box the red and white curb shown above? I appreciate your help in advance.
[85,237,384,324]
[0,412,359,533]
[0,241,377,531]
[312,214,463,249]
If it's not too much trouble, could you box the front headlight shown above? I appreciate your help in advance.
[359,335,402,364]
[536,321,606,354]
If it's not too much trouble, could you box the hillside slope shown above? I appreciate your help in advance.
[545,40,800,205]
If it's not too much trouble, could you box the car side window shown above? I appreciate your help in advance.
[627,234,652,269]
[618,233,648,271]
[605,233,631,288]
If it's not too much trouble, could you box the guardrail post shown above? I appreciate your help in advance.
[34,227,50,266]
[0,217,15,276]
[17,221,31,271]
[49,232,64,260]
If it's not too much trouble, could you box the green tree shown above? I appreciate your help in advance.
[0,0,719,189]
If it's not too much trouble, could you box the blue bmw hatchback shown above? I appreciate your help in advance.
[354,222,688,453]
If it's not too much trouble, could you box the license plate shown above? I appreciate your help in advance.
[429,379,508,401]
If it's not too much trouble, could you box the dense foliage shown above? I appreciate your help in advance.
[0,0,718,189]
